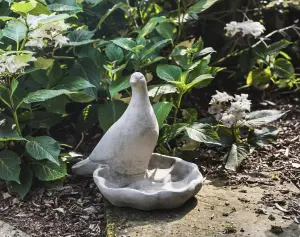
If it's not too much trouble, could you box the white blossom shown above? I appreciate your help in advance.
[0,54,36,74]
[221,113,236,127]
[208,91,252,127]
[25,38,45,48]
[210,90,234,104]
[26,14,48,29]
[225,20,265,38]
[53,34,69,48]
[25,13,70,49]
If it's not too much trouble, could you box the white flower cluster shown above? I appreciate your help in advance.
[24,14,70,49]
[225,20,265,38]
[208,91,251,127]
[0,54,36,74]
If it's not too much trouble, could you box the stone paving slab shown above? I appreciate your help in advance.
[105,179,300,237]
[0,221,30,237]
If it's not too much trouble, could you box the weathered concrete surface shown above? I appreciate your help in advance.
[105,179,300,237]
[0,221,30,237]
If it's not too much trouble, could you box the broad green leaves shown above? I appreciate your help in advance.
[109,76,130,98]
[68,30,95,46]
[187,0,221,14]
[225,144,249,171]
[185,123,220,145]
[31,160,67,181]
[148,84,177,97]
[24,77,95,103]
[273,58,294,78]
[0,151,21,183]
[24,89,70,103]
[106,44,124,63]
[98,101,127,132]
[245,110,286,127]
[153,102,173,128]
[248,126,279,147]
[3,20,26,43]
[11,0,37,13]
[7,164,32,199]
[156,65,182,82]
[111,38,136,52]
[25,136,61,165]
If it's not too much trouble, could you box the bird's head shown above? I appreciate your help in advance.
[130,72,147,89]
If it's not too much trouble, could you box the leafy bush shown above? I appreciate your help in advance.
[0,0,298,198]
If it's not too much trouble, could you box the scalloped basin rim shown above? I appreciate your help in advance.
[93,153,204,210]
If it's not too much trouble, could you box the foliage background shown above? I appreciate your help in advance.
[0,0,299,198]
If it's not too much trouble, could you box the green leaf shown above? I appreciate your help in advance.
[156,64,182,82]
[34,57,54,70]
[186,74,214,90]
[68,92,95,103]
[105,43,124,63]
[140,56,165,69]
[32,159,67,181]
[10,79,18,96]
[3,20,26,43]
[245,110,286,127]
[187,0,220,14]
[0,16,16,21]
[28,2,50,15]
[273,58,294,78]
[47,60,62,88]
[161,123,187,143]
[68,30,94,46]
[142,39,170,60]
[11,0,37,13]
[55,76,95,91]
[225,144,249,171]
[139,17,169,37]
[109,76,130,98]
[185,123,220,145]
[96,3,126,30]
[7,163,33,199]
[77,58,104,98]
[0,150,21,183]
[246,67,271,89]
[182,108,198,123]
[44,95,68,114]
[24,89,69,103]
[111,38,136,52]
[156,22,175,40]
[48,3,82,12]
[84,0,104,7]
[264,40,291,55]
[38,13,70,24]
[26,136,61,165]
[98,100,127,132]
[148,84,177,97]
[153,102,173,128]
[27,111,62,128]
[248,126,279,147]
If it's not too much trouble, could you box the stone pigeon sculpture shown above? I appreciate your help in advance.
[73,72,204,210]
[72,72,159,185]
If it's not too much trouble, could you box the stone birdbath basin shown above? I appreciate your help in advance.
[72,72,203,210]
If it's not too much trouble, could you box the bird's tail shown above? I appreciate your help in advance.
[72,158,99,176]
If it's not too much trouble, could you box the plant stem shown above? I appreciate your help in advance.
[13,110,22,136]
[173,92,183,124]
[176,0,182,44]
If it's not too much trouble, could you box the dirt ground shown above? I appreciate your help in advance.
[106,176,300,237]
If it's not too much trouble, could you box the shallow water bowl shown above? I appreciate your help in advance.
[93,153,204,210]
